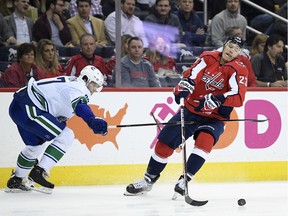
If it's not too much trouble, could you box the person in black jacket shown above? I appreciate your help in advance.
[33,0,72,47]
[251,34,287,87]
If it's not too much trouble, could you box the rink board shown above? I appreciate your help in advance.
[0,88,287,187]
[0,161,287,186]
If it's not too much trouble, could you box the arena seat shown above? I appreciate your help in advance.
[175,46,203,63]
[158,76,181,87]
[176,62,194,74]
[0,46,17,62]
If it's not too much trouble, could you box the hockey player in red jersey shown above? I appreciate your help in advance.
[125,36,248,197]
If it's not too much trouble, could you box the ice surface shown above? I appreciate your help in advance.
[0,181,287,216]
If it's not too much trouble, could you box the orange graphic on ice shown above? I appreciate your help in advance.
[67,103,128,150]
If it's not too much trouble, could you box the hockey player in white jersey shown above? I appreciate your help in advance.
[5,65,108,193]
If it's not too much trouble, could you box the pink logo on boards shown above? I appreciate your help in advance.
[149,96,179,149]
[244,100,281,148]
[148,98,283,150]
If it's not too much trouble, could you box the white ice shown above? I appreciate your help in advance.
[0,181,287,216]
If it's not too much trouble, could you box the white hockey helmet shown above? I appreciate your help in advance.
[79,65,105,92]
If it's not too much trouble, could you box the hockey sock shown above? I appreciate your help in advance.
[15,145,46,178]
[187,147,209,175]
[38,127,74,172]
[186,131,214,175]
[146,152,167,177]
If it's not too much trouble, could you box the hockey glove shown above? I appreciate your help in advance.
[194,94,225,114]
[87,117,108,135]
[173,78,195,104]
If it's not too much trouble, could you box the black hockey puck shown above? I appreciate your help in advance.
[238,198,246,206]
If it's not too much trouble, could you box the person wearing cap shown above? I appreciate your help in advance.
[125,36,249,198]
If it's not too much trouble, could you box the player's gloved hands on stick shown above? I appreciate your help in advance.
[173,78,195,104]
[87,117,108,135]
[194,93,225,113]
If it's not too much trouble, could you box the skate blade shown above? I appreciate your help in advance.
[172,192,180,200]
[4,187,32,193]
[123,190,148,196]
[25,180,53,194]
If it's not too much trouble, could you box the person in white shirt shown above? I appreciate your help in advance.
[4,0,35,45]
[104,0,148,47]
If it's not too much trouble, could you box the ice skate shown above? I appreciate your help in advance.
[124,173,160,196]
[172,175,192,200]
[27,166,54,194]
[5,171,31,193]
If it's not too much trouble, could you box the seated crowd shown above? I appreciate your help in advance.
[0,0,287,88]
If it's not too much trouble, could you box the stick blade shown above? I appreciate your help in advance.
[254,118,269,122]
[185,196,208,206]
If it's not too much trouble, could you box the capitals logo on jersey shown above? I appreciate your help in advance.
[202,72,224,91]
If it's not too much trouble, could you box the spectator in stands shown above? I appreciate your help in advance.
[0,13,17,46]
[144,0,182,43]
[35,39,64,78]
[0,0,38,22]
[66,0,107,47]
[104,0,148,47]
[4,0,35,45]
[177,0,206,47]
[63,33,109,78]
[2,43,44,88]
[205,0,247,47]
[144,35,177,76]
[33,0,72,47]
[106,34,132,75]
[251,34,287,87]
[116,36,161,87]
[250,34,268,58]
[69,0,103,19]
[223,26,242,41]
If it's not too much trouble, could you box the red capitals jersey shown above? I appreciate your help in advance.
[183,50,248,120]
[63,53,109,77]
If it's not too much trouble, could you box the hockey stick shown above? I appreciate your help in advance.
[150,112,161,131]
[109,118,269,128]
[179,98,208,207]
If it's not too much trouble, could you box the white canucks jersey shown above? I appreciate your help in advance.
[27,76,91,119]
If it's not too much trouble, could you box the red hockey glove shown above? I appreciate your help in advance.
[194,94,225,114]
[173,78,195,104]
